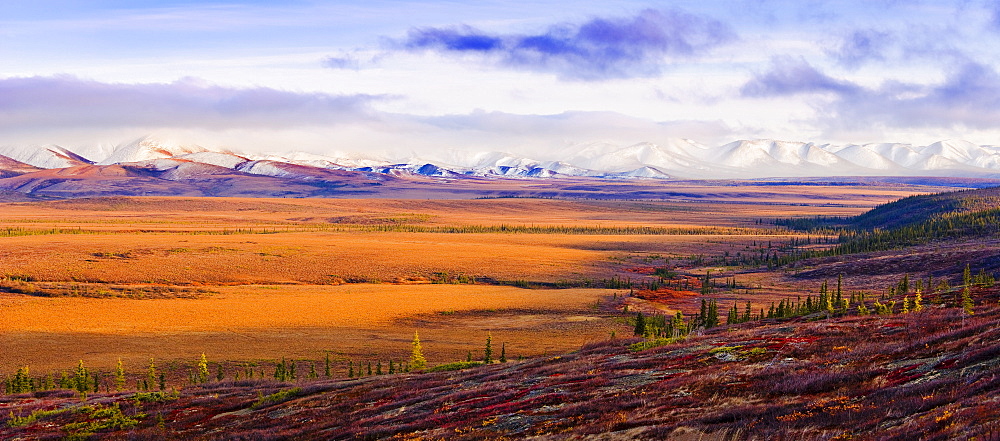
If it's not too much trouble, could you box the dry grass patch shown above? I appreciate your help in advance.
[0,284,624,371]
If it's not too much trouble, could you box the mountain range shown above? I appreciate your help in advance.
[0,136,998,198]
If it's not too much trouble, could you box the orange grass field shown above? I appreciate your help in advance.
[0,184,941,372]
[0,284,620,372]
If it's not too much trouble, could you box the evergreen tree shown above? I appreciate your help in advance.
[705,299,719,328]
[701,270,712,294]
[114,358,126,391]
[410,331,427,370]
[75,360,90,396]
[633,312,647,336]
[963,264,975,315]
[146,359,157,392]
[197,353,209,384]
[10,367,31,394]
[308,363,318,379]
[366,361,372,376]
[483,333,493,364]
[672,311,685,337]
[348,361,354,378]
[388,360,395,374]
[376,361,383,375]
[500,343,507,363]
[274,359,287,381]
[159,373,166,391]
[216,364,225,382]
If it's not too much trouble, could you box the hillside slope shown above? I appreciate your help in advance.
[2,287,999,440]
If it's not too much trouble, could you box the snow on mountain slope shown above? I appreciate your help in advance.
[7,135,1000,181]
[920,140,986,163]
[99,136,209,165]
[177,152,250,169]
[827,144,903,171]
[0,144,93,169]
[256,151,390,169]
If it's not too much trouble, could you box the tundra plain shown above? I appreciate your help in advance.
[0,181,948,374]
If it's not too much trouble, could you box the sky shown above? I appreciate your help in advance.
[3,0,1000,160]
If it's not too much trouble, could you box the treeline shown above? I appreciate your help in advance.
[2,333,509,397]
[828,207,1000,255]
[350,224,775,236]
[769,187,1000,261]
[629,266,995,351]
[0,223,780,238]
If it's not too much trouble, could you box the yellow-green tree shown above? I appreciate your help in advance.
[197,353,209,383]
[113,358,126,391]
[410,331,426,370]
[146,359,157,391]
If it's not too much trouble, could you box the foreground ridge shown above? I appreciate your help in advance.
[2,287,999,440]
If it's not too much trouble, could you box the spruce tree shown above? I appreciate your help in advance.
[146,359,157,392]
[274,359,286,381]
[633,312,646,336]
[348,361,354,378]
[197,354,209,384]
[410,331,427,370]
[706,299,719,327]
[499,343,507,363]
[114,358,126,391]
[75,360,90,396]
[963,264,975,315]
[483,333,493,364]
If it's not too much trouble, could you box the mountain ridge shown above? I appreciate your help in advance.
[2,136,1000,195]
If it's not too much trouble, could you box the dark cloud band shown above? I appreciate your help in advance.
[395,8,736,80]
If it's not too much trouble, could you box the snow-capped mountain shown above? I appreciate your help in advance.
[98,136,211,165]
[5,135,1000,182]
[0,144,93,169]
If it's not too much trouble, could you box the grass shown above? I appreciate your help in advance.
[0,284,621,371]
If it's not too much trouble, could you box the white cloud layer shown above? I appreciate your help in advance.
[4,1,1000,153]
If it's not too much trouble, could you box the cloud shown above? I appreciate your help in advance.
[830,62,1000,131]
[0,75,736,158]
[395,8,736,80]
[830,29,893,68]
[740,58,863,97]
[739,60,1000,136]
[0,75,384,132]
[739,58,1000,136]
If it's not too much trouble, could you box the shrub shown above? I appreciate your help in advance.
[426,361,483,372]
[252,387,304,409]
